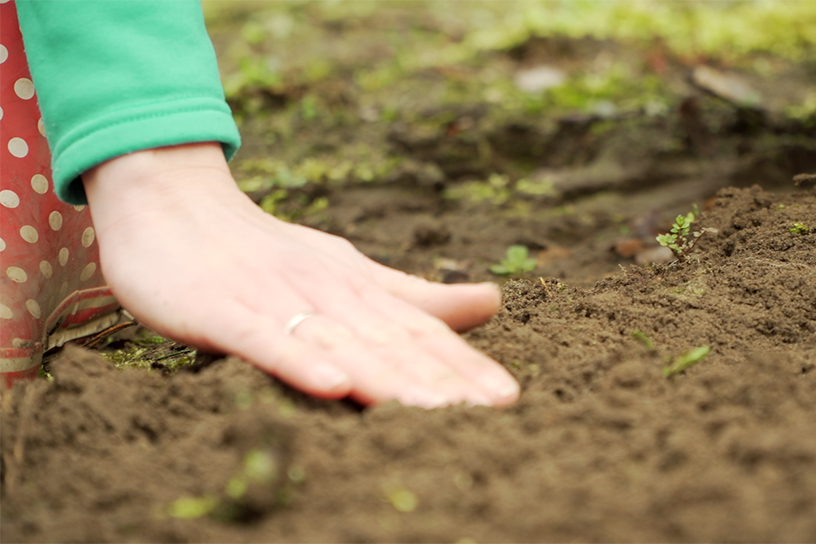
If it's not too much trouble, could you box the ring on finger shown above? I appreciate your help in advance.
[284,310,317,335]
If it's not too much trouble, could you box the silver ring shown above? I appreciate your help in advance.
[284,310,317,335]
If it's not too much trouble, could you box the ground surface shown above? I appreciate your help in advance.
[3,2,816,542]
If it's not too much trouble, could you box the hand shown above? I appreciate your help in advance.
[83,143,519,407]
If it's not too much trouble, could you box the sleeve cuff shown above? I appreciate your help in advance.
[52,97,241,204]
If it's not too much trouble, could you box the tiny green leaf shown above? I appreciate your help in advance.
[490,245,537,275]
[663,345,710,378]
[386,487,419,513]
[226,477,248,499]
[631,330,655,350]
[655,205,715,261]
[244,449,277,484]
[168,495,219,519]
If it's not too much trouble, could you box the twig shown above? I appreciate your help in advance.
[154,348,195,362]
[76,320,138,349]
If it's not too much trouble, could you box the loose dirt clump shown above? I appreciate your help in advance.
[3,186,816,543]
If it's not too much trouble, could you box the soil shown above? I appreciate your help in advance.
[3,3,816,543]
[4,186,816,543]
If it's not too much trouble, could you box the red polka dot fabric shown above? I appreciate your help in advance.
[1,0,120,387]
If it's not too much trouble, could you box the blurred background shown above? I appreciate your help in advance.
[201,1,816,284]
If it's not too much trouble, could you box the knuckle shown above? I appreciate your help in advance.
[360,322,410,346]
[305,320,356,349]
[413,315,452,336]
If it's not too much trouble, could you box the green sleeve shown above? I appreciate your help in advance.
[16,0,241,204]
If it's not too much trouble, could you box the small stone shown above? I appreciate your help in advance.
[514,66,567,93]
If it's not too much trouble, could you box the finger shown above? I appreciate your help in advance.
[357,287,520,405]
[292,276,500,405]
[201,303,353,399]
[368,264,501,331]
[415,333,520,406]
[208,264,474,407]
[290,312,490,407]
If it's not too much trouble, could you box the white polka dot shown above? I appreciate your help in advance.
[6,267,28,283]
[0,238,5,252]
[73,205,86,212]
[11,338,27,348]
[81,227,95,248]
[0,44,7,64]
[0,304,12,320]
[40,260,53,279]
[48,211,63,231]
[25,299,41,319]
[0,189,20,208]
[14,78,35,100]
[0,106,3,120]
[8,137,28,158]
[20,225,39,243]
[80,262,97,281]
[37,118,46,136]
[31,174,49,194]
[58,247,69,266]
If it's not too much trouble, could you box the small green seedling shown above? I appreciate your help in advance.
[790,222,810,235]
[631,329,655,350]
[490,245,537,275]
[663,345,710,378]
[383,483,419,513]
[656,205,717,261]
[167,495,219,519]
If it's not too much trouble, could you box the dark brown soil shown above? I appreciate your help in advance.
[3,186,816,543]
[4,3,816,542]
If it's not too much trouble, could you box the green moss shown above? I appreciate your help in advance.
[457,1,816,62]
[223,54,284,100]
[96,337,195,373]
[37,364,54,381]
[98,345,151,369]
[445,174,512,205]
[785,92,816,127]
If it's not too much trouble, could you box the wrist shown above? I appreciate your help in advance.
[82,142,244,225]
[83,141,233,198]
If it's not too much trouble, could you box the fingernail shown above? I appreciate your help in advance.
[401,387,449,409]
[312,363,350,390]
[481,377,520,402]
[466,391,493,407]
[496,382,520,400]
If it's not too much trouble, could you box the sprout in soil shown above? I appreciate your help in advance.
[631,329,655,350]
[663,345,710,378]
[790,222,810,235]
[490,245,537,275]
[656,205,718,261]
